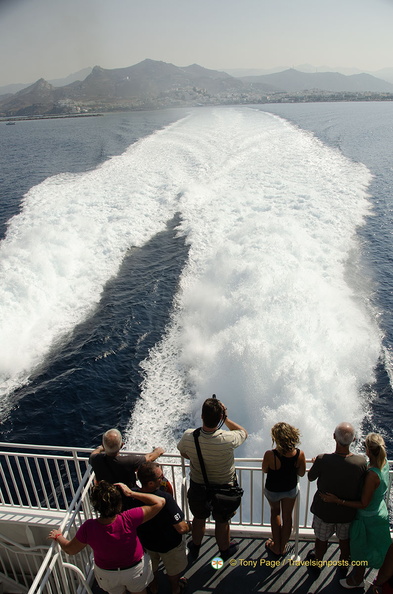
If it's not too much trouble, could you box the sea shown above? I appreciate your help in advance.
[0,103,392,460]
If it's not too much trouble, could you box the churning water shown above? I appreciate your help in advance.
[0,105,391,457]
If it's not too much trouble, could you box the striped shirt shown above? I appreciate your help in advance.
[177,427,247,485]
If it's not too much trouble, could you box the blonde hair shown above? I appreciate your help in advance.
[365,433,387,469]
[271,422,301,455]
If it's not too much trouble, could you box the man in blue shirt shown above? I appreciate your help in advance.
[133,462,191,594]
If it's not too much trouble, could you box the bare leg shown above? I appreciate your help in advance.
[338,538,350,563]
[215,521,230,552]
[315,538,328,561]
[167,573,182,594]
[280,497,296,553]
[375,543,393,585]
[345,566,366,587]
[267,500,282,555]
[191,518,205,546]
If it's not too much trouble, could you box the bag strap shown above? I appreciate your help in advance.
[193,428,211,487]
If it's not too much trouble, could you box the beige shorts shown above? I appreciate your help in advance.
[146,541,188,576]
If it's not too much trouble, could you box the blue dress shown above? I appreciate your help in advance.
[349,463,391,568]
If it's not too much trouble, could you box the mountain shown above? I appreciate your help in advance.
[291,64,363,75]
[0,82,32,96]
[224,67,290,77]
[0,79,57,115]
[55,60,243,101]
[373,67,393,85]
[0,60,244,116]
[239,69,393,93]
[224,64,393,80]
[1,60,393,117]
[48,68,93,88]
[0,68,93,98]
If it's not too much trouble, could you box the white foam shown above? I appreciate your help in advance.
[0,107,382,456]
[124,108,381,458]
[0,117,193,406]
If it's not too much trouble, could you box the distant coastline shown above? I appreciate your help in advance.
[3,94,393,124]
[1,113,102,123]
[1,60,393,118]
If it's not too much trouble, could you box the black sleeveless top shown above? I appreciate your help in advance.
[265,448,300,492]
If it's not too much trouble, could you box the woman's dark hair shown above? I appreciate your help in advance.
[90,481,122,518]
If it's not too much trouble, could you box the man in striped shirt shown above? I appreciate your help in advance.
[177,397,247,560]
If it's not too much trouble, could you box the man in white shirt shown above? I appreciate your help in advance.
[177,397,247,560]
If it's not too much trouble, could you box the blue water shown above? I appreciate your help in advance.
[0,104,392,456]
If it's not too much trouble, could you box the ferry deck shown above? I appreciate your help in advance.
[0,443,390,593]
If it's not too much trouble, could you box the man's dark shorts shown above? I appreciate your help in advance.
[188,480,236,523]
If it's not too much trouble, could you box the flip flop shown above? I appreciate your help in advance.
[265,539,281,558]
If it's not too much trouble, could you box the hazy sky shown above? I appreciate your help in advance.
[1,0,393,86]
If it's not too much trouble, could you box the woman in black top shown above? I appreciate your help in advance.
[262,422,306,556]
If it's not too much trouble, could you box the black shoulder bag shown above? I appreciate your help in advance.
[193,428,244,520]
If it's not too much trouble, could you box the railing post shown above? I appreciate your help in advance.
[180,456,189,521]
[290,490,301,561]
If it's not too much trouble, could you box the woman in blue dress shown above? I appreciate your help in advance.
[324,433,391,589]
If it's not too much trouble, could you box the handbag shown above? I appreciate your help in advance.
[193,428,243,519]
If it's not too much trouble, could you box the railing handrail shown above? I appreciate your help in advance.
[1,444,392,506]
[0,533,50,554]
[27,464,95,594]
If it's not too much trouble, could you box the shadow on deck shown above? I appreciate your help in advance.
[94,536,376,593]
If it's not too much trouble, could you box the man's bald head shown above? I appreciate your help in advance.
[102,429,122,455]
[334,422,355,446]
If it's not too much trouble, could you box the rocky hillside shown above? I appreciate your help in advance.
[1,60,393,117]
[240,68,393,93]
[0,60,244,116]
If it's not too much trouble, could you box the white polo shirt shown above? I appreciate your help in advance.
[177,427,247,485]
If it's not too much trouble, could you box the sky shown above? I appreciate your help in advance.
[1,0,393,86]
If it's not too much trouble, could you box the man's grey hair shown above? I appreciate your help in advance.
[102,429,122,454]
[334,423,355,446]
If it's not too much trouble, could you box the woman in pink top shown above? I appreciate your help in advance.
[49,481,165,594]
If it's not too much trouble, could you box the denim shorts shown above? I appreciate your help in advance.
[264,485,299,503]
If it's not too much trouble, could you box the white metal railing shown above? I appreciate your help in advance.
[0,535,49,593]
[27,467,96,594]
[0,443,392,593]
[0,444,91,512]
